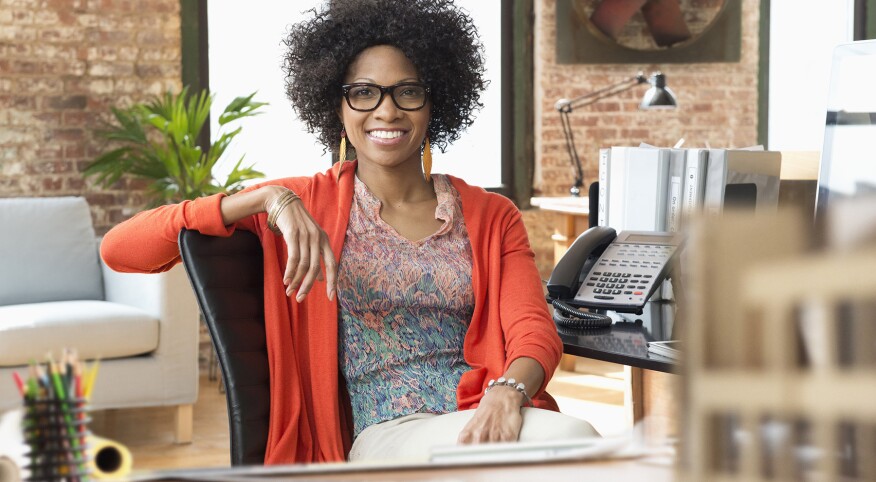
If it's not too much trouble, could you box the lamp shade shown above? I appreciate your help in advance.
[639,72,677,109]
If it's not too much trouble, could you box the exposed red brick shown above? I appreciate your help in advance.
[45,128,83,142]
[33,143,62,156]
[26,160,74,174]
[47,94,87,109]
[64,145,85,158]
[41,177,64,190]
[32,112,63,124]
[65,177,85,190]
[0,95,36,109]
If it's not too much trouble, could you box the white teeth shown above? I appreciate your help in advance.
[368,130,404,139]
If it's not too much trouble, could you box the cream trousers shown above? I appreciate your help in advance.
[348,408,600,462]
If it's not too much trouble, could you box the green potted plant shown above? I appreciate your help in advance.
[84,87,266,205]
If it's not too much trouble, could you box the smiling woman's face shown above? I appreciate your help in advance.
[339,45,431,173]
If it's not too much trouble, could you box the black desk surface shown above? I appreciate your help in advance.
[556,301,677,373]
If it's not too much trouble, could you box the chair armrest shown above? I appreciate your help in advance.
[101,262,200,358]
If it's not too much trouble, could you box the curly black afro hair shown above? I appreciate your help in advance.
[282,0,487,153]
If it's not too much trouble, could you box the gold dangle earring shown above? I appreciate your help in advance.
[336,128,347,182]
[422,136,432,182]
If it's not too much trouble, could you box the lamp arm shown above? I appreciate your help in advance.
[554,72,648,196]
[555,73,648,112]
[558,107,584,195]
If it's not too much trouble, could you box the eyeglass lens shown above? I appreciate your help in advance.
[346,84,427,111]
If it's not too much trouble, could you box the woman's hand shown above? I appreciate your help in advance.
[262,186,337,302]
[457,386,525,444]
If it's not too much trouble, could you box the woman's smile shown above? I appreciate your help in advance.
[366,128,409,145]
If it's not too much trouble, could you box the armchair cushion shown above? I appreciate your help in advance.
[0,197,103,306]
[0,300,159,367]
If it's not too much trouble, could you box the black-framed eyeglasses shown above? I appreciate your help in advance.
[341,82,430,112]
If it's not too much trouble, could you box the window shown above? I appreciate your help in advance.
[200,2,519,195]
[766,0,855,150]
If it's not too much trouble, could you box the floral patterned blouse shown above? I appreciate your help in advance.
[337,174,474,438]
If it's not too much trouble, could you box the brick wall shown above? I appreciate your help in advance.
[523,0,762,277]
[0,0,181,234]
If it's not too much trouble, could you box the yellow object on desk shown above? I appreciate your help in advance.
[89,435,133,480]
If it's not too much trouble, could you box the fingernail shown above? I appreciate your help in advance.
[296,293,304,302]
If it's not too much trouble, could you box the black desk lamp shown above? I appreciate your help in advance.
[555,72,678,196]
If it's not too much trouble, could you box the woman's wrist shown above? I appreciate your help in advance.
[483,378,532,407]
[265,189,300,235]
[220,186,283,226]
[482,385,526,406]
[260,185,289,213]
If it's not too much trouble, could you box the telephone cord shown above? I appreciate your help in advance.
[551,299,613,329]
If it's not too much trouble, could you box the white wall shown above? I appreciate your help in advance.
[767,0,854,151]
[207,1,501,187]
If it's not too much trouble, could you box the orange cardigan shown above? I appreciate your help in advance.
[100,161,563,463]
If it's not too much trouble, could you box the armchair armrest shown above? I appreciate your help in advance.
[101,262,200,359]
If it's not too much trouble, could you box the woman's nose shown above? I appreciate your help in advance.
[372,93,402,120]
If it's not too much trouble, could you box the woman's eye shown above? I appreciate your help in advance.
[352,88,376,97]
[399,87,424,97]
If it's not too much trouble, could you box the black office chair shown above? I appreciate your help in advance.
[178,228,270,466]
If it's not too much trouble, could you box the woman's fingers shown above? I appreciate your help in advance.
[289,238,311,297]
[276,203,337,302]
[295,229,323,302]
[283,230,300,294]
[321,237,338,301]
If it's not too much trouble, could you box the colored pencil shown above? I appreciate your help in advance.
[11,371,25,397]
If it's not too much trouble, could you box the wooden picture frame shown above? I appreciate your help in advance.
[556,0,742,64]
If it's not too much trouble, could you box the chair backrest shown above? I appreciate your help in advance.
[178,228,269,466]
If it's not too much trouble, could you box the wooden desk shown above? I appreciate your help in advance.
[529,196,590,264]
[133,457,673,481]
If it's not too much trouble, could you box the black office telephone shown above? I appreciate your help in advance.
[547,226,683,328]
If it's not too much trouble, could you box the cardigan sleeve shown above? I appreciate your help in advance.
[100,193,248,273]
[101,178,318,274]
[496,205,564,396]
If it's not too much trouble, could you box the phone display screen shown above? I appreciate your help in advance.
[624,233,674,244]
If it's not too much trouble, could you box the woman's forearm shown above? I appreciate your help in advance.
[220,185,285,225]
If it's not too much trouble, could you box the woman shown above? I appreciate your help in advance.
[100,0,597,464]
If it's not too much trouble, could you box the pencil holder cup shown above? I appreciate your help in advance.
[22,397,91,482]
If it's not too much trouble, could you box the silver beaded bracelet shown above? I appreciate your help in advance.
[484,377,532,407]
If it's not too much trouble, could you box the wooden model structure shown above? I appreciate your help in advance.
[680,210,876,481]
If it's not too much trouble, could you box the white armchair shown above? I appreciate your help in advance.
[0,197,199,443]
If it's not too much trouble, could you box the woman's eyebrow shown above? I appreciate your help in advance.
[350,77,421,83]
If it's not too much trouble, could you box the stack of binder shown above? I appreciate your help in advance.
[598,146,783,234]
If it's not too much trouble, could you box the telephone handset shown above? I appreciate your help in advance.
[547,226,682,328]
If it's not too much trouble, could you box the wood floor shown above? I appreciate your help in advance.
[90,358,626,471]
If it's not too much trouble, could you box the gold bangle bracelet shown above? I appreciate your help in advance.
[266,189,299,235]
[267,193,298,234]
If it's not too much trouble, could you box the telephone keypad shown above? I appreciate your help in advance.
[574,232,681,311]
